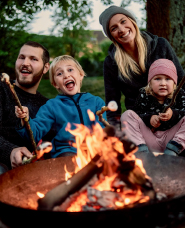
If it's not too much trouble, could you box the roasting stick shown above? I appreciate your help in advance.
[162,75,185,113]
[96,101,118,126]
[1,73,38,164]
[23,141,53,164]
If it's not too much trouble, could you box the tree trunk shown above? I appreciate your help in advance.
[147,0,185,68]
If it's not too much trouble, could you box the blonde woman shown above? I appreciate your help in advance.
[99,5,184,129]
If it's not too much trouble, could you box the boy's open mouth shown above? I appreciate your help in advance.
[65,80,75,89]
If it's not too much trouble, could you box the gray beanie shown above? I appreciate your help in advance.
[99,5,136,40]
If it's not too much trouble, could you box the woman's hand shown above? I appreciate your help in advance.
[150,115,161,128]
[159,108,173,121]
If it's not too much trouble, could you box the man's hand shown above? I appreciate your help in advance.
[159,108,173,122]
[150,115,161,128]
[10,147,33,169]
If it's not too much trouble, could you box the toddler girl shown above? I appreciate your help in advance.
[121,59,185,156]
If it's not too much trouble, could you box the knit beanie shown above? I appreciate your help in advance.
[148,59,177,84]
[99,5,136,39]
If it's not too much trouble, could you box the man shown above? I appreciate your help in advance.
[0,41,50,171]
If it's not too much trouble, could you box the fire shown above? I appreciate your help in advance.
[64,164,73,181]
[37,192,45,198]
[61,110,152,212]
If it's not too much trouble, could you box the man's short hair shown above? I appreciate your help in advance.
[22,41,50,64]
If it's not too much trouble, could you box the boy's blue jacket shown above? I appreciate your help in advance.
[16,93,107,158]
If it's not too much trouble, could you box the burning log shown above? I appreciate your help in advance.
[38,154,103,211]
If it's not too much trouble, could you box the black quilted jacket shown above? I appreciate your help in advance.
[133,88,185,131]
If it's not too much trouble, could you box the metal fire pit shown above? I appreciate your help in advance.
[0,153,185,228]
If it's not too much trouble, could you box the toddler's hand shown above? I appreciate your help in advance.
[159,108,173,121]
[150,115,161,128]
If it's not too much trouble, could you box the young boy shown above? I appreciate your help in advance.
[121,59,185,156]
[15,55,106,158]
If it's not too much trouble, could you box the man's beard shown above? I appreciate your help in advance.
[15,67,44,88]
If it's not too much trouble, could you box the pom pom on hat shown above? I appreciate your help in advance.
[148,59,177,84]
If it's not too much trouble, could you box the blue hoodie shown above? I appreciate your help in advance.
[16,93,107,158]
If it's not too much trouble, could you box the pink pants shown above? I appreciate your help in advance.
[121,110,185,153]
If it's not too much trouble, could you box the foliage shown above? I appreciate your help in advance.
[120,0,146,28]
[79,40,112,77]
[0,0,113,77]
[28,33,66,58]
[50,1,94,58]
[0,0,38,77]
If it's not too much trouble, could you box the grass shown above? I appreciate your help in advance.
[38,76,126,112]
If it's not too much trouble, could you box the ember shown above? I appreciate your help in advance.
[38,110,155,212]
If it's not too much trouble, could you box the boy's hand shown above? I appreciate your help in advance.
[15,106,29,126]
[159,108,173,122]
[15,106,29,119]
[150,115,161,128]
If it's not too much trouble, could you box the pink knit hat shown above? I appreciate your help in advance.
[148,59,177,84]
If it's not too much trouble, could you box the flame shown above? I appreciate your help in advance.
[64,164,73,181]
[63,110,150,211]
[66,192,88,212]
[37,192,45,198]
[125,198,130,205]
[135,158,146,174]
[95,175,117,191]
[87,109,95,121]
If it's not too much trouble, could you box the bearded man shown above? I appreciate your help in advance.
[0,41,51,172]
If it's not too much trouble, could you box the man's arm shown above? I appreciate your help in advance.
[0,82,32,169]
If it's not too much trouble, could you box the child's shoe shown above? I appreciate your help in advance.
[164,140,183,156]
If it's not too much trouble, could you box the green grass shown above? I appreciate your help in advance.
[38,76,126,112]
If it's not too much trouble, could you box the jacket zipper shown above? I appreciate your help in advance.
[68,93,84,125]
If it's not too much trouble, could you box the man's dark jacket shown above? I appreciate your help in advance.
[0,80,54,169]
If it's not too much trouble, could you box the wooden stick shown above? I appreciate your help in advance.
[22,141,52,165]
[96,101,118,127]
[1,73,37,154]
[162,75,185,113]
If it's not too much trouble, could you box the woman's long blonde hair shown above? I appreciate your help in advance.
[112,18,147,80]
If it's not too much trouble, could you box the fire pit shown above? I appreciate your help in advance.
[0,153,185,228]
[1,114,185,227]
